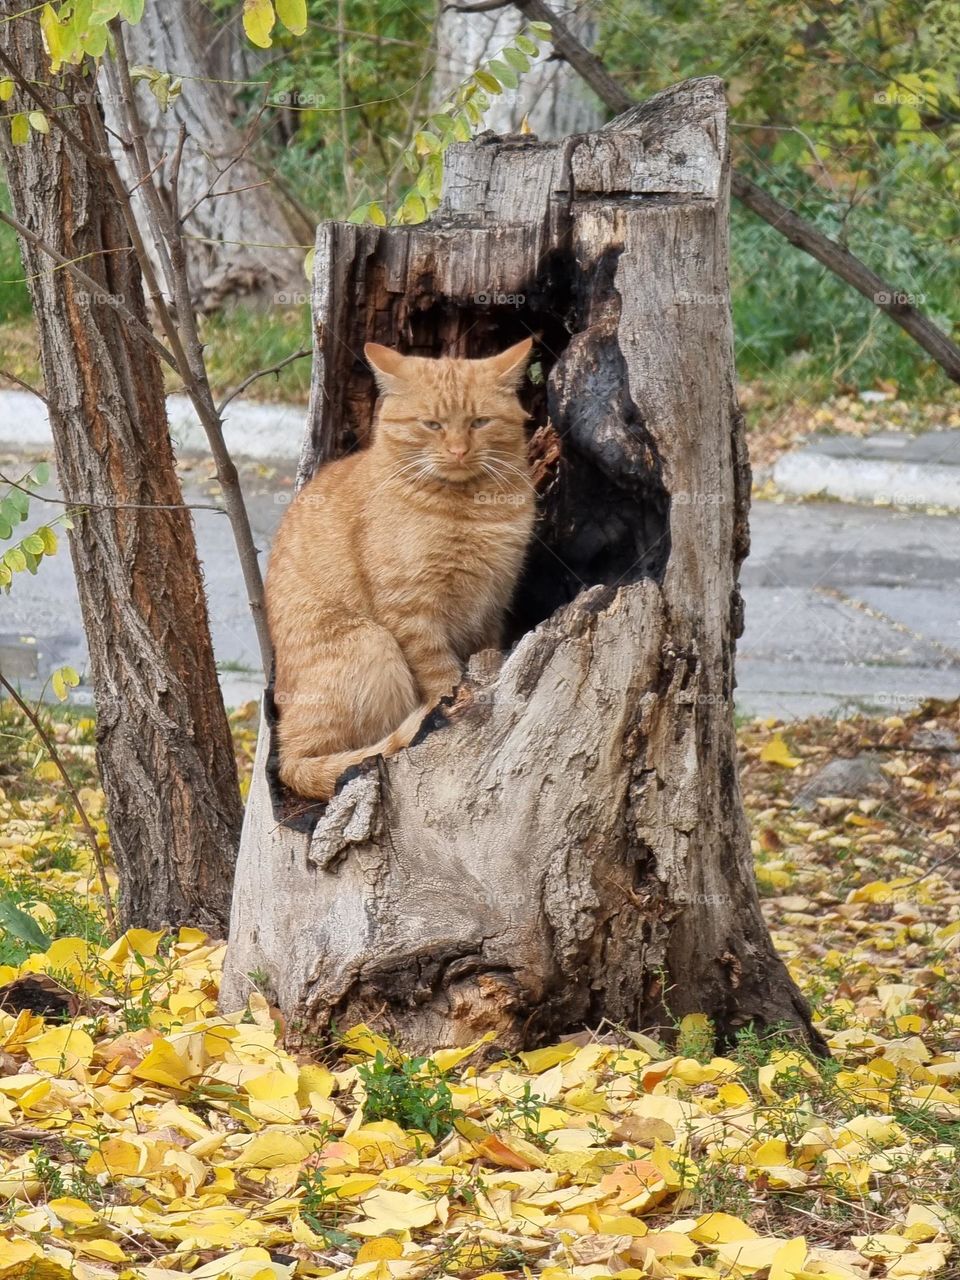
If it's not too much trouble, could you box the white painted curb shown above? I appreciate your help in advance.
[773,451,960,512]
[0,389,306,463]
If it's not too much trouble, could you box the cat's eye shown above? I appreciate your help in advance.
[471,417,493,429]
[422,419,443,431]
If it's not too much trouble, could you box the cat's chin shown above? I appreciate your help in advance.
[434,465,478,485]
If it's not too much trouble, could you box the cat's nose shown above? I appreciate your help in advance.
[448,445,468,461]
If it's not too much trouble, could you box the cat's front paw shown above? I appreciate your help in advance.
[417,657,463,705]
[423,673,462,706]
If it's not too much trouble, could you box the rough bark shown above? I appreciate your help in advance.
[0,4,242,931]
[222,77,825,1056]
[101,0,306,311]
[431,0,603,138]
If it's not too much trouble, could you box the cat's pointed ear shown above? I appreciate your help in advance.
[487,337,534,389]
[365,342,410,394]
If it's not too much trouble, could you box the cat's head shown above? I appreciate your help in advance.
[364,339,532,484]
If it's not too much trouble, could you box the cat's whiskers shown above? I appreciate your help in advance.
[478,462,510,494]
[371,457,435,497]
[481,454,538,494]
[484,448,536,475]
[480,458,521,487]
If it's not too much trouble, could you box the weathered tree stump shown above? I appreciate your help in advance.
[221,77,824,1055]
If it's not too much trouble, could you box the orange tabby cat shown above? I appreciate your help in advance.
[266,338,535,800]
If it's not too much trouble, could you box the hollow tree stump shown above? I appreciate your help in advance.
[221,77,824,1055]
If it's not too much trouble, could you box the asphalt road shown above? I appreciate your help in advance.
[2,446,958,721]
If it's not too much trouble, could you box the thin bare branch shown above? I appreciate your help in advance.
[125,149,168,197]
[0,208,177,371]
[81,89,188,352]
[0,468,229,514]
[0,368,46,403]
[177,97,272,226]
[512,0,631,111]
[313,22,428,49]
[185,178,273,213]
[447,0,511,10]
[241,155,318,240]
[169,122,188,208]
[730,172,960,383]
[217,348,311,416]
[106,19,274,670]
[0,46,107,162]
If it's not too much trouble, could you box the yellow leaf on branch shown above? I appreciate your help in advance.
[243,0,275,48]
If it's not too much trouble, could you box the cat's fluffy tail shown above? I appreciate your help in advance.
[279,704,429,801]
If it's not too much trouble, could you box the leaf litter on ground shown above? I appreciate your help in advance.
[0,694,957,1279]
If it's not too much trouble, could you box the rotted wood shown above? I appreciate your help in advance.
[221,77,824,1055]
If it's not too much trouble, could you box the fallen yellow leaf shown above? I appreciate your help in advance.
[760,733,802,768]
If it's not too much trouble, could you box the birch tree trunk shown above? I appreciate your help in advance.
[431,0,603,138]
[0,4,242,931]
[101,0,306,311]
[222,77,824,1056]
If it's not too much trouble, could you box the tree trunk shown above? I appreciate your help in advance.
[431,0,603,138]
[0,4,242,932]
[101,0,306,311]
[221,77,825,1056]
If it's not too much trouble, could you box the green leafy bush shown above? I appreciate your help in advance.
[357,1050,461,1139]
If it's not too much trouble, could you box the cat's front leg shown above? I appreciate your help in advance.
[394,619,462,705]
[412,647,463,705]
[473,608,505,654]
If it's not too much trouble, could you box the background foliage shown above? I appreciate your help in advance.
[599,0,960,397]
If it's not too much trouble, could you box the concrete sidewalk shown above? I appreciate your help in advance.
[738,500,959,719]
[2,397,958,720]
[3,472,957,721]
[0,461,287,710]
